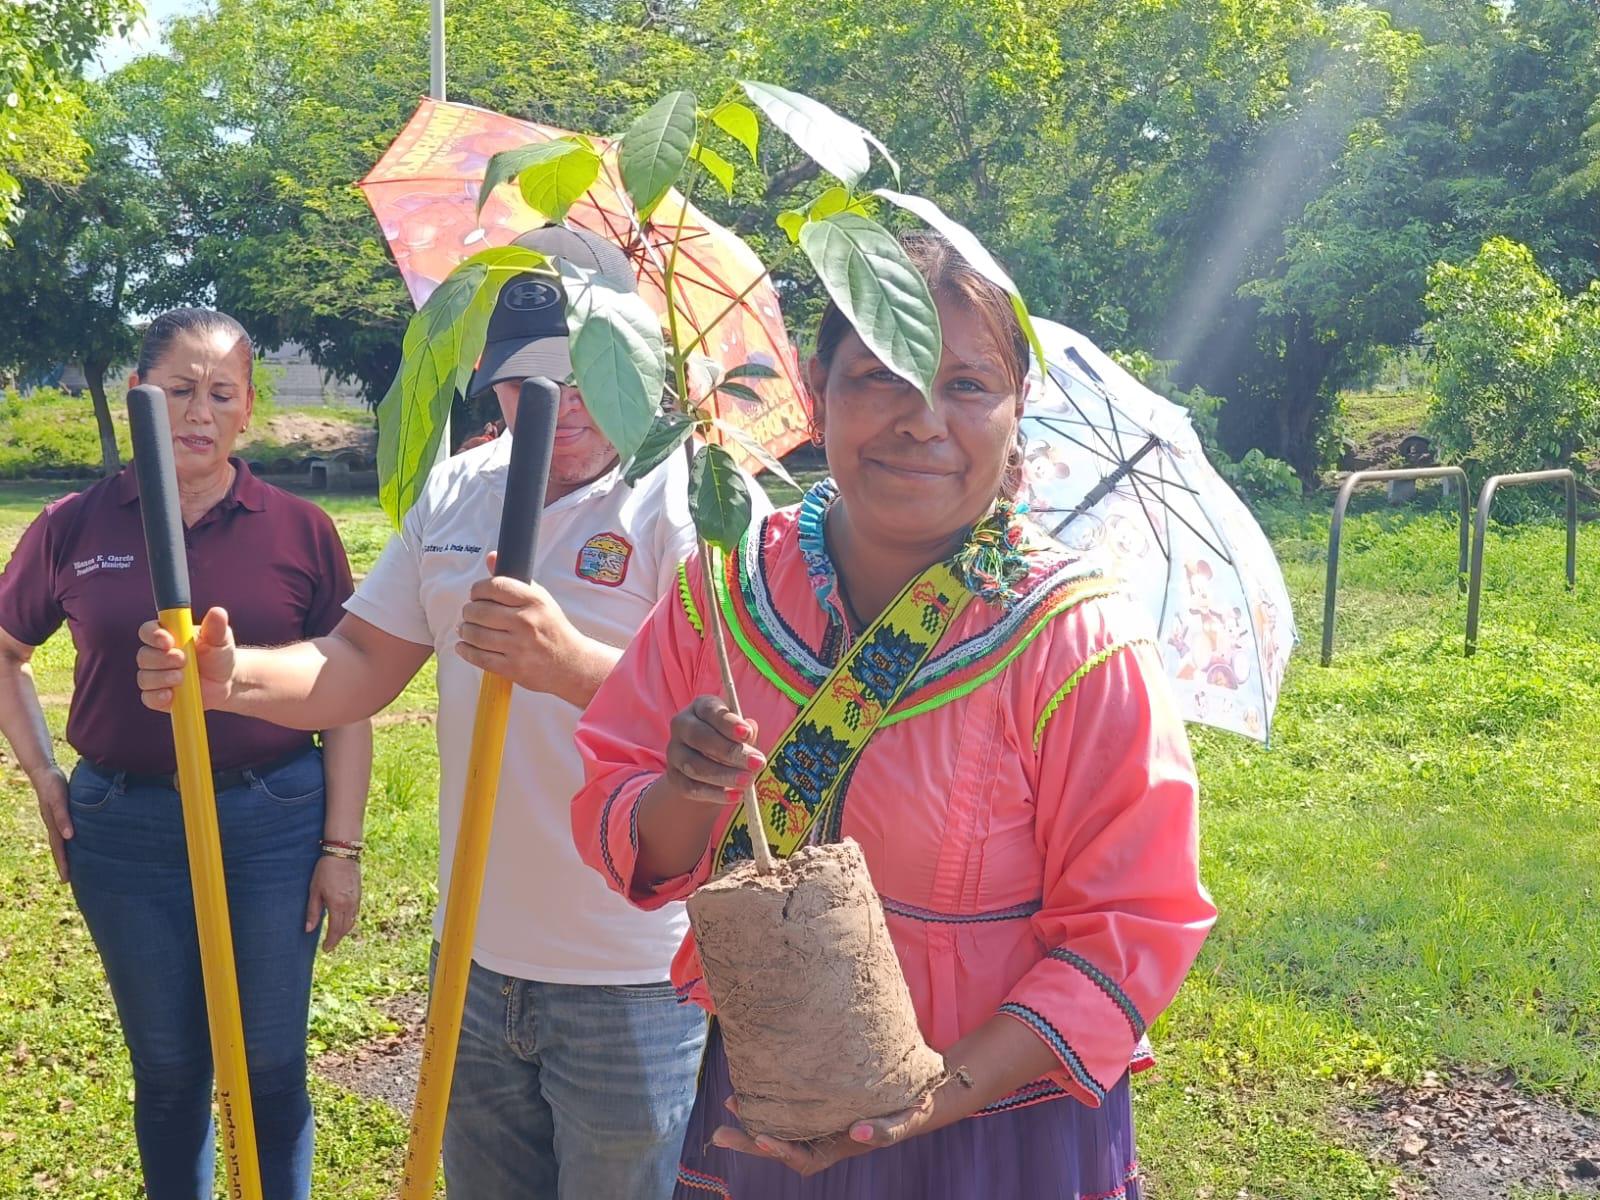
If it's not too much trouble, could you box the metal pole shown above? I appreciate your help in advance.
[1321,467,1470,667]
[127,387,263,1200]
[1465,468,1578,656]
[429,0,450,457]
[1465,477,1498,656]
[429,0,446,102]
[400,380,558,1199]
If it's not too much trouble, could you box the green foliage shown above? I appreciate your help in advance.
[687,443,753,549]
[99,0,714,401]
[380,78,969,550]
[479,139,601,224]
[1113,349,1301,501]
[376,246,548,525]
[740,79,876,189]
[0,387,132,479]
[52,0,1600,482]
[0,0,139,240]
[617,90,698,220]
[798,213,942,401]
[623,411,697,485]
[0,75,167,477]
[561,262,667,464]
[1424,237,1600,474]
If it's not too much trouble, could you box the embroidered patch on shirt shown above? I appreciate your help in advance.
[576,532,632,587]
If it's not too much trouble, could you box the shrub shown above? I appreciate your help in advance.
[1424,237,1600,475]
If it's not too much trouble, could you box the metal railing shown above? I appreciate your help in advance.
[1464,469,1578,655]
[1322,467,1470,666]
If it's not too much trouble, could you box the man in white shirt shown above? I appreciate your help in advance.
[133,225,767,1199]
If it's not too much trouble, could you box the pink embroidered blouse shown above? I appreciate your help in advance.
[572,500,1216,1111]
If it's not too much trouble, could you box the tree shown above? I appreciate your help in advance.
[1204,0,1600,474]
[0,0,140,243]
[111,0,720,404]
[1424,237,1600,474]
[0,78,169,472]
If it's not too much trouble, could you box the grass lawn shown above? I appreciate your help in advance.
[1,478,1596,1198]
[1339,390,1433,456]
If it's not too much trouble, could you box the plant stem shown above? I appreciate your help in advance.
[666,160,776,874]
[687,444,776,875]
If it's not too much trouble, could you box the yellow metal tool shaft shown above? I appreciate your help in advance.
[397,376,558,1197]
[159,605,264,1200]
[399,671,513,1198]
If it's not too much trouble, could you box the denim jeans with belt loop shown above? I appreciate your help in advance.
[431,944,709,1200]
[66,746,326,1200]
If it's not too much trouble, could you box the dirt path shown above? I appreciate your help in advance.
[1343,1069,1600,1197]
[313,993,425,1115]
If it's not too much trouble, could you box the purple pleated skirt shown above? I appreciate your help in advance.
[673,1029,1141,1200]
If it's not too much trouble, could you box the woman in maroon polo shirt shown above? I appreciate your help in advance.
[0,308,372,1200]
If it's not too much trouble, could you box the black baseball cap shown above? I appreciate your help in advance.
[467,224,636,398]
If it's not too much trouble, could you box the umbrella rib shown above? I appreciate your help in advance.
[1025,418,1127,467]
[1048,435,1162,538]
[1122,464,1172,563]
[1044,368,1131,462]
[1126,469,1230,563]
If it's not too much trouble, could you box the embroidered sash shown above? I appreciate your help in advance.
[714,558,972,871]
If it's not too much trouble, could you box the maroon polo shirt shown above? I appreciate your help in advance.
[0,459,353,774]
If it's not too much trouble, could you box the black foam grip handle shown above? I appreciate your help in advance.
[126,385,192,610]
[494,378,560,583]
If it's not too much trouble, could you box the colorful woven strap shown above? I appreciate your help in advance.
[714,558,972,870]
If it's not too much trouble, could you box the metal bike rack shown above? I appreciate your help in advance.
[1322,467,1470,666]
[1464,469,1577,656]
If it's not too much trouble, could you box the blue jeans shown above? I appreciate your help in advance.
[436,950,708,1200]
[66,748,326,1200]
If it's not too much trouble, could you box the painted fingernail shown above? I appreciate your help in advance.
[726,789,742,801]
[755,1137,782,1157]
[733,722,752,739]
[850,1123,874,1143]
[744,751,765,770]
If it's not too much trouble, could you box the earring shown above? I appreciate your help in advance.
[808,421,825,447]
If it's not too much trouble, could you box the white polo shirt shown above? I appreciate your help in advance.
[348,436,764,983]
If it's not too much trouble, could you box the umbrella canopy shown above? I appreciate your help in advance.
[359,97,809,469]
[1019,318,1296,742]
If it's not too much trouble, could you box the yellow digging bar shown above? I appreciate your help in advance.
[126,385,262,1200]
[400,378,561,1199]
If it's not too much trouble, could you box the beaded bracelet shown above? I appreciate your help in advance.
[320,839,364,862]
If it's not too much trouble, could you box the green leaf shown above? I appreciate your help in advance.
[377,262,488,526]
[714,380,766,405]
[689,141,736,198]
[618,90,697,221]
[711,416,799,489]
[798,212,941,402]
[377,246,551,526]
[516,141,602,224]
[688,442,754,550]
[562,262,667,463]
[624,409,698,485]
[723,362,780,381]
[809,185,853,221]
[740,80,871,189]
[775,186,876,242]
[710,100,760,164]
[479,140,593,217]
[776,208,807,243]
[873,187,1044,369]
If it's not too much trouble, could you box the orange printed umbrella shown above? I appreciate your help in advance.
[359,98,809,469]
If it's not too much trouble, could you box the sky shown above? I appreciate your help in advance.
[90,0,204,76]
